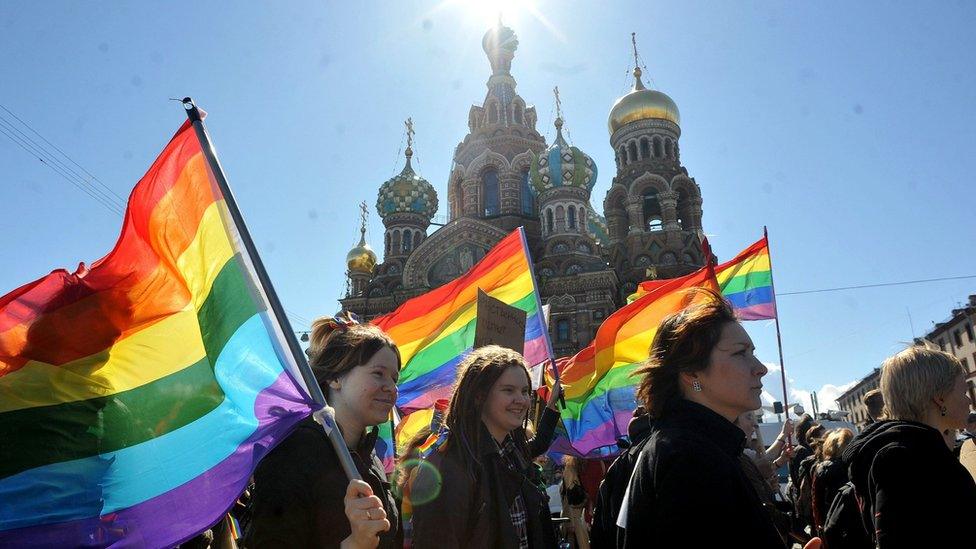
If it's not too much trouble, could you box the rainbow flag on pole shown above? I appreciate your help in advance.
[714,236,775,320]
[551,266,719,457]
[373,227,551,416]
[0,119,314,546]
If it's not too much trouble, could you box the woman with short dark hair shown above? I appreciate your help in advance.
[618,289,784,548]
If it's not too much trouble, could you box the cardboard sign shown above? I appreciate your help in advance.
[473,289,527,353]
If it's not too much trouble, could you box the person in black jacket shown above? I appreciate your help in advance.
[409,345,560,549]
[810,428,852,534]
[246,317,402,549]
[843,346,975,548]
[589,410,652,549]
[617,289,786,549]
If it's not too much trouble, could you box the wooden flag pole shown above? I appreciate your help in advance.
[182,98,362,482]
[763,226,793,446]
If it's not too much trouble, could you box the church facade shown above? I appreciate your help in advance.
[341,22,707,357]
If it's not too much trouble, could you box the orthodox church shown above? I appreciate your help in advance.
[340,22,706,357]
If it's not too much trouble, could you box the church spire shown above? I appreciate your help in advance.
[631,32,647,91]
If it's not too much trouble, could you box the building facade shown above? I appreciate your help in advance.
[339,22,707,357]
[917,294,976,404]
[836,368,881,428]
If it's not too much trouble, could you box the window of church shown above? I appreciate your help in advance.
[643,189,663,230]
[483,169,500,216]
[556,319,570,342]
[619,146,627,166]
[665,138,674,159]
[520,169,534,215]
[653,136,663,158]
[568,205,576,229]
[546,208,554,233]
[628,141,638,162]
[640,138,650,160]
[676,188,691,230]
[391,230,401,253]
[566,264,582,275]
[385,233,391,255]
[555,205,565,231]
[403,231,412,253]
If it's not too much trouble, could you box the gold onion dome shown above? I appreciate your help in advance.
[608,66,680,134]
[346,227,377,275]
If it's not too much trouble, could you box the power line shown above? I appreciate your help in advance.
[779,275,976,297]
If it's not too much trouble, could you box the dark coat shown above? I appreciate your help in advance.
[843,420,976,548]
[811,459,847,530]
[590,414,652,549]
[618,399,783,549]
[245,418,401,549]
[409,420,557,549]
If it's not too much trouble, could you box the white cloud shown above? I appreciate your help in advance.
[758,361,858,422]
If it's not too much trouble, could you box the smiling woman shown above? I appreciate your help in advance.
[409,345,561,549]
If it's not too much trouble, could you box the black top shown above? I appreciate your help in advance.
[410,410,559,549]
[811,459,847,529]
[618,399,783,549]
[590,414,652,549]
[843,419,976,548]
[245,417,401,549]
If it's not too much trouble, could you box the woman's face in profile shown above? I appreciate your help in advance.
[697,322,768,420]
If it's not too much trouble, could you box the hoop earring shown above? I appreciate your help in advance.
[692,380,703,392]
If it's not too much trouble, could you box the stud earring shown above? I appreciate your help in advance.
[692,380,703,392]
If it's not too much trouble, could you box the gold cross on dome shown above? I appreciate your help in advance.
[631,32,639,71]
[405,117,414,150]
[359,201,368,232]
[553,86,562,120]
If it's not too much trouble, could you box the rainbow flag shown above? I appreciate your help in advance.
[551,267,719,457]
[628,235,776,321]
[0,119,314,546]
[714,236,775,320]
[374,420,395,474]
[373,227,551,417]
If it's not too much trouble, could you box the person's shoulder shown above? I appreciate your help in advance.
[636,424,729,480]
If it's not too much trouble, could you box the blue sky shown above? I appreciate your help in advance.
[2,1,974,412]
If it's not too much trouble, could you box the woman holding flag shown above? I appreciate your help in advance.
[617,289,791,548]
[409,345,561,549]
[246,315,402,548]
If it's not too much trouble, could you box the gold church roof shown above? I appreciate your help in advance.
[608,67,680,134]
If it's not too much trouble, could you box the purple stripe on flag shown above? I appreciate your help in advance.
[734,302,776,321]
[0,370,311,549]
[553,409,635,457]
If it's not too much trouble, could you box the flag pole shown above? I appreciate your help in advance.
[182,98,362,482]
[764,226,792,445]
[518,226,564,407]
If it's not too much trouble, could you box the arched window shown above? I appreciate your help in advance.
[676,188,693,230]
[520,169,534,215]
[403,230,412,253]
[619,146,627,166]
[391,229,402,253]
[653,136,663,158]
[482,169,500,216]
[555,205,565,231]
[665,138,674,159]
[385,233,391,255]
[568,205,577,229]
[628,141,638,162]
[643,188,662,230]
[489,103,499,124]
[640,137,650,160]
[556,319,570,342]
[546,208,554,234]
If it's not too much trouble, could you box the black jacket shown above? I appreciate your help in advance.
[618,399,783,549]
[590,414,653,549]
[843,420,976,548]
[245,418,401,548]
[811,459,847,530]
[410,421,557,549]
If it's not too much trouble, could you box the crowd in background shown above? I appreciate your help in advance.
[184,289,976,549]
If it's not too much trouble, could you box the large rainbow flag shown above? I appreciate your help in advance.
[551,267,719,457]
[373,227,551,416]
[629,235,776,321]
[714,236,775,320]
[0,119,314,546]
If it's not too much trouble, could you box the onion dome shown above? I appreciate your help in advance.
[608,66,680,134]
[376,146,438,220]
[346,226,377,274]
[530,116,597,195]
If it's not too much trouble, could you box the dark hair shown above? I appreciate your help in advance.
[634,288,738,418]
[444,345,531,471]
[308,315,401,394]
[795,414,814,443]
[863,388,885,420]
[806,422,826,447]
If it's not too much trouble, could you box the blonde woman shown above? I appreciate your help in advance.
[844,346,976,547]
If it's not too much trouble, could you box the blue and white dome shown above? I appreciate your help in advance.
[529,118,597,195]
[376,148,438,220]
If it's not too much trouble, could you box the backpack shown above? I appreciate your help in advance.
[794,455,817,525]
[820,482,872,549]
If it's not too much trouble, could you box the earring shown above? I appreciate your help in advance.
[940,405,947,417]
[692,380,703,392]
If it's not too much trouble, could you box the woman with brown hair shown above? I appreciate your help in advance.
[810,428,853,534]
[409,345,561,549]
[617,289,786,548]
[843,346,975,547]
[246,315,402,548]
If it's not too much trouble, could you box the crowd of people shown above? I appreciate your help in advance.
[194,288,976,548]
